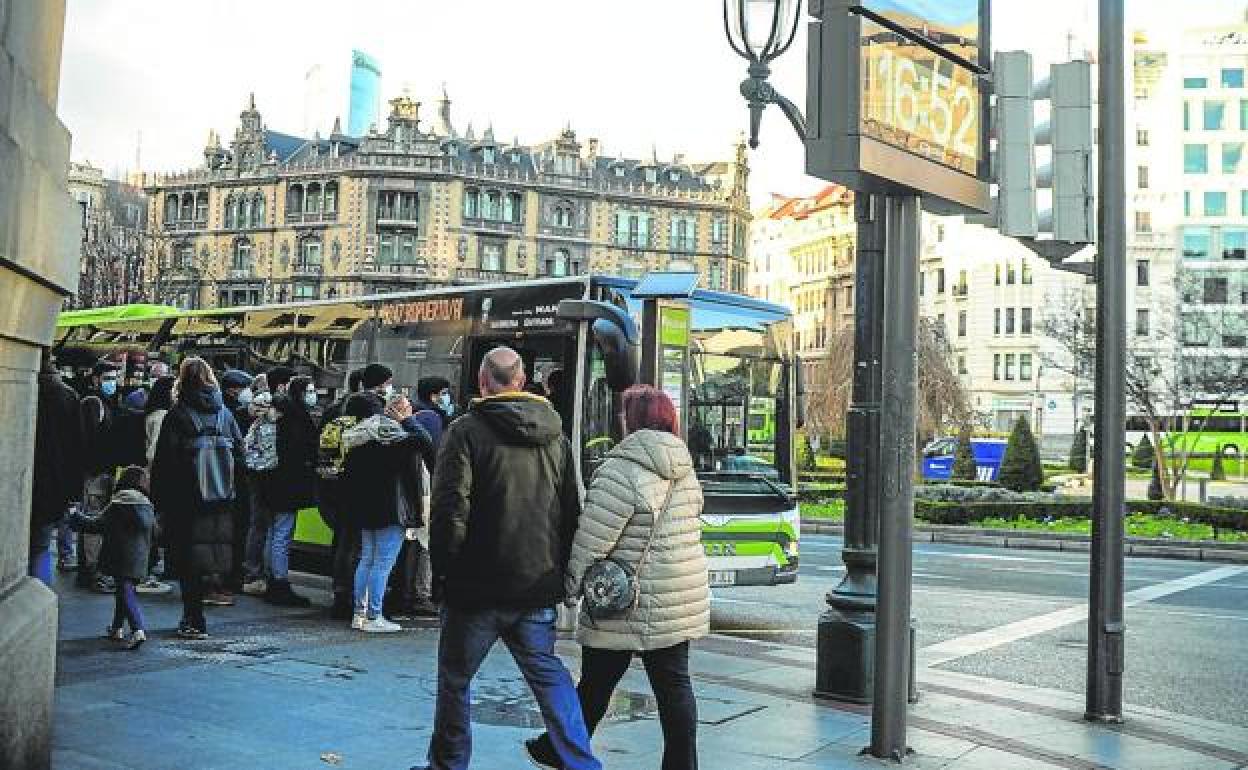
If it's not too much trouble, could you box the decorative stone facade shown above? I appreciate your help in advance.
[142,92,751,308]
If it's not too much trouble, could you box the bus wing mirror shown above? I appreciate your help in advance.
[557,300,639,391]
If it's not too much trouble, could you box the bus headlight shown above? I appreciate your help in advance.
[785,540,799,557]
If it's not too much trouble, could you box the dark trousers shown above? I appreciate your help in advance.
[180,572,205,630]
[227,491,250,590]
[112,579,145,632]
[540,642,698,770]
[386,538,433,612]
[331,523,359,600]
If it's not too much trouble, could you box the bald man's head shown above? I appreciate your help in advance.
[479,346,526,396]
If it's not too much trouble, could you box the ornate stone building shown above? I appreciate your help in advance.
[142,92,751,309]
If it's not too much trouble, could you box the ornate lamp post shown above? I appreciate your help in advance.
[722,0,806,148]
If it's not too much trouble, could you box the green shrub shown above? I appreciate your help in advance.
[1131,434,1155,470]
[952,429,977,481]
[796,430,817,472]
[1000,417,1044,492]
[1069,429,1088,473]
[913,498,1248,533]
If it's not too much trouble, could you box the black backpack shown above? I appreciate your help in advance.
[186,409,236,503]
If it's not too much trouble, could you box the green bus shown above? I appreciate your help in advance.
[54,275,801,587]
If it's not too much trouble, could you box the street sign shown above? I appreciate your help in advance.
[805,0,991,214]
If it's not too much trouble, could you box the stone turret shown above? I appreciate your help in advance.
[438,83,455,137]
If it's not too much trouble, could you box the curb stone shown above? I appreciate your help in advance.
[799,521,1248,563]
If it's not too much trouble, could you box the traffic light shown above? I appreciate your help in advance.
[991,52,1096,246]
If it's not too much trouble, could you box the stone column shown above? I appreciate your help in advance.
[0,1,77,767]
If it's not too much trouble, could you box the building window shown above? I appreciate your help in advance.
[994,308,1001,335]
[481,241,503,272]
[194,192,208,223]
[1137,260,1150,286]
[324,183,337,216]
[1006,263,1016,284]
[918,271,926,297]
[1224,144,1245,174]
[1223,68,1245,88]
[463,188,479,219]
[378,233,395,263]
[293,283,318,300]
[957,310,967,337]
[1205,191,1228,217]
[993,354,1001,381]
[224,196,236,229]
[1183,227,1213,259]
[299,239,322,269]
[644,168,657,185]
[232,239,252,272]
[1184,101,1192,131]
[1005,353,1016,380]
[305,183,321,213]
[483,191,502,220]
[1185,144,1209,173]
[174,244,193,269]
[709,261,724,290]
[252,194,266,227]
[1021,261,1032,285]
[1243,190,1248,216]
[1224,227,1248,259]
[1184,76,1208,89]
[994,264,1001,285]
[1204,101,1227,130]
[1021,307,1033,334]
[936,268,946,294]
[1135,308,1150,336]
[549,248,570,277]
[1020,354,1033,381]
[711,217,728,244]
[482,147,496,165]
[1241,99,1248,130]
[1006,307,1016,334]
[1204,275,1229,304]
[1137,165,1149,189]
[553,200,575,229]
[1185,191,1193,216]
[1135,211,1152,232]
[958,355,967,375]
[671,216,697,252]
[1136,128,1150,146]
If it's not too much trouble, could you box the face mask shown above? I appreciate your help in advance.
[439,392,453,411]
[303,390,318,408]
[237,388,253,406]
[382,384,395,400]
[100,380,117,397]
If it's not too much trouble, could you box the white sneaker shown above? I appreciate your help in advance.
[351,613,367,630]
[242,579,267,596]
[135,578,172,595]
[361,616,402,633]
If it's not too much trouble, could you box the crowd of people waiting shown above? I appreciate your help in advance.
[28,346,710,770]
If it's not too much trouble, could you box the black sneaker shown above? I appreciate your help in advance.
[175,624,209,640]
[524,737,560,769]
[410,600,441,619]
[265,581,312,607]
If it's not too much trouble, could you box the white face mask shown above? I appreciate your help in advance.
[303,390,318,408]
[382,384,395,400]
[237,388,253,406]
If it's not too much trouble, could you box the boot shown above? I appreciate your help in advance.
[264,579,311,607]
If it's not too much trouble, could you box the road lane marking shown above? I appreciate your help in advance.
[918,564,1248,667]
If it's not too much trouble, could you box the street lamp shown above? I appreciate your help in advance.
[722,0,806,148]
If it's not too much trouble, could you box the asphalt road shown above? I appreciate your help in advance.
[710,534,1248,727]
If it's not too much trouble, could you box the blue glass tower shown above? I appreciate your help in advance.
[348,49,381,136]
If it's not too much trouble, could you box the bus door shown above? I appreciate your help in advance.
[464,335,578,436]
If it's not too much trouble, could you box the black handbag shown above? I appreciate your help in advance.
[581,480,675,620]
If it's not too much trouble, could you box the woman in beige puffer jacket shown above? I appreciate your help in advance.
[526,385,708,770]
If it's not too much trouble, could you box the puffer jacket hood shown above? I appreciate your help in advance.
[342,414,410,452]
[471,392,562,446]
[611,430,692,481]
[179,385,223,414]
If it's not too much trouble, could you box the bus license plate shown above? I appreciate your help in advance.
[709,570,737,587]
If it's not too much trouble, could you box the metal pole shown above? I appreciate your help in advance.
[871,194,920,759]
[815,192,885,702]
[1087,0,1127,723]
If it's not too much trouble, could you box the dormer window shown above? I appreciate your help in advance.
[645,169,657,185]
[614,166,625,177]
[510,150,521,163]
[669,171,680,182]
[483,147,496,164]
[447,144,459,158]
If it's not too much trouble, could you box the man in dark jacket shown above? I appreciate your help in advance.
[29,352,86,585]
[78,359,122,592]
[259,370,317,606]
[416,347,598,770]
[412,375,454,449]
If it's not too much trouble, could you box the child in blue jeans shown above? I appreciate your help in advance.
[71,465,157,650]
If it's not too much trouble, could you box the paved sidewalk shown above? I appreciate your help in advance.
[50,573,1248,769]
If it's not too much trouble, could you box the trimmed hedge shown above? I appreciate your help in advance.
[914,499,1248,533]
[800,471,847,484]
[799,483,846,502]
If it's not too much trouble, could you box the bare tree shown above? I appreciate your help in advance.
[806,317,973,442]
[1041,287,1248,499]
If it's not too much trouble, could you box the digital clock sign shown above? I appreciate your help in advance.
[804,0,990,213]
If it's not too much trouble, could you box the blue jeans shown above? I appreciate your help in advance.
[56,515,75,562]
[427,605,600,770]
[112,579,145,632]
[28,522,53,586]
[353,526,404,618]
[266,511,296,580]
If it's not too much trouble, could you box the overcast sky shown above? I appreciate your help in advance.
[59,0,1242,202]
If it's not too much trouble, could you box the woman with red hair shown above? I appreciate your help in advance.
[526,385,708,770]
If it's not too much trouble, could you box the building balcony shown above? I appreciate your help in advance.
[536,225,589,240]
[224,267,256,280]
[285,210,338,225]
[453,267,531,284]
[291,262,324,278]
[162,219,209,232]
[377,212,421,227]
[463,217,524,235]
